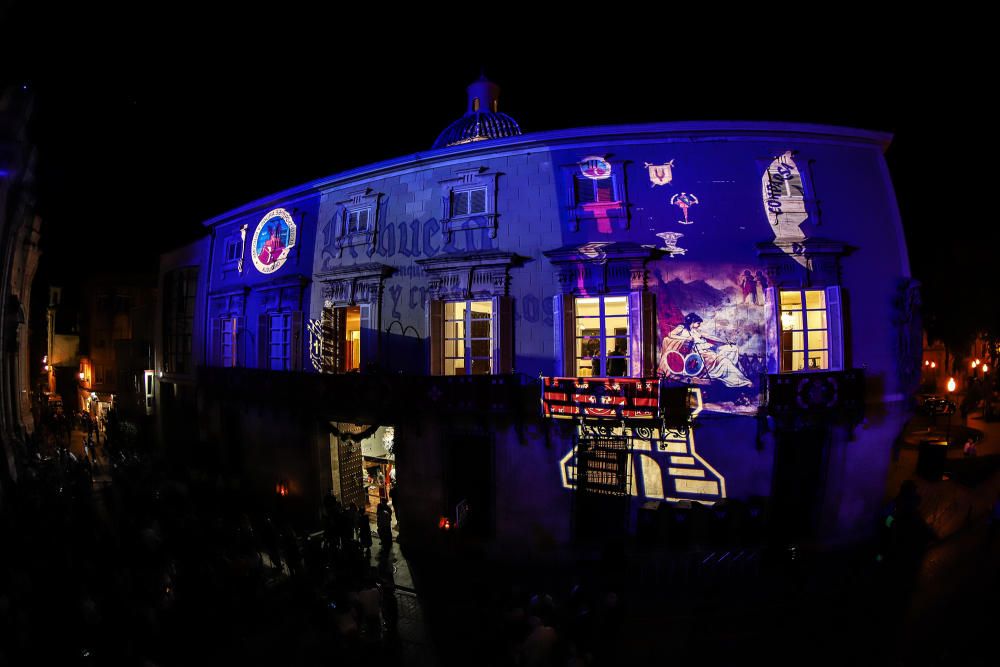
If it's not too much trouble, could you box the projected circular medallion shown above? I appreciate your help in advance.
[684,353,705,376]
[665,350,686,375]
[251,208,297,274]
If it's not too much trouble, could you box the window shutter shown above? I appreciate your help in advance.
[764,287,779,374]
[291,311,303,371]
[331,306,347,372]
[596,178,614,203]
[429,300,444,375]
[211,318,222,366]
[629,291,656,378]
[359,303,374,370]
[234,316,245,367]
[826,285,844,371]
[258,314,269,370]
[553,294,576,376]
[494,295,513,374]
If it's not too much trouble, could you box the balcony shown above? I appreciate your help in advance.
[763,369,865,426]
[197,367,537,422]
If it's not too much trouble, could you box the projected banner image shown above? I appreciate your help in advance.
[650,262,767,415]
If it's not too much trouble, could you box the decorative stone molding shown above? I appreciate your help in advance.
[256,276,309,314]
[315,263,395,307]
[755,237,852,288]
[543,242,659,295]
[207,288,249,319]
[332,188,383,258]
[416,250,521,300]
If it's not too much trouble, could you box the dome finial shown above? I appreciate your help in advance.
[432,76,522,149]
[467,75,500,114]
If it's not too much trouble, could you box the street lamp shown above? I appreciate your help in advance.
[946,377,956,443]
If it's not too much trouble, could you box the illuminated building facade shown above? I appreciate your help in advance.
[157,80,919,549]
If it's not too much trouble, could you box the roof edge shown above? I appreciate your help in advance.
[202,120,894,228]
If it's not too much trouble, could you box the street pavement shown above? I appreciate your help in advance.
[885,400,1000,664]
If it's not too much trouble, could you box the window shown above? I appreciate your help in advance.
[574,175,617,205]
[562,158,629,231]
[344,307,361,371]
[258,310,303,372]
[163,268,198,375]
[325,305,362,373]
[95,365,115,385]
[419,252,517,376]
[213,316,241,367]
[224,237,242,263]
[450,187,487,217]
[439,168,499,243]
[347,207,371,234]
[443,301,493,375]
[778,288,843,372]
[268,312,292,371]
[112,313,132,340]
[329,188,382,259]
[574,296,630,377]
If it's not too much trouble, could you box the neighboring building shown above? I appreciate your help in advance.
[155,238,210,449]
[1,84,42,493]
[78,274,157,421]
[157,79,918,550]
[44,285,81,413]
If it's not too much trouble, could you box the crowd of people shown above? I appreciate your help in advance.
[0,431,407,666]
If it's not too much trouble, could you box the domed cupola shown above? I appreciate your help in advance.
[432,75,522,149]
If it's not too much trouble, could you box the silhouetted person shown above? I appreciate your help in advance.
[376,498,393,551]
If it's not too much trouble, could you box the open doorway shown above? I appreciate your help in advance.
[329,423,398,536]
[344,306,361,371]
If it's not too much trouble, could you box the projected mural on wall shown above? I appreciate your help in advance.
[645,160,674,186]
[762,150,810,268]
[650,262,766,415]
[251,208,297,274]
[559,388,725,503]
[670,192,699,224]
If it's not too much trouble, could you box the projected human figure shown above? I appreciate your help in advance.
[660,313,751,387]
[670,192,699,224]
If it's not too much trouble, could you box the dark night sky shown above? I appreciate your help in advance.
[2,8,989,340]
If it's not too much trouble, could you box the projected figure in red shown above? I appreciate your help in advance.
[670,192,699,225]
[257,223,285,266]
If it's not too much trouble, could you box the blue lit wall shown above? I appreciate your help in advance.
[205,193,320,371]
[187,122,911,547]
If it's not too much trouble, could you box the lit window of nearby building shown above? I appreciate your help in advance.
[779,289,836,371]
[575,296,630,377]
[443,301,493,375]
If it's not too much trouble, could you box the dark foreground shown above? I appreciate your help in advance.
[2,411,999,666]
